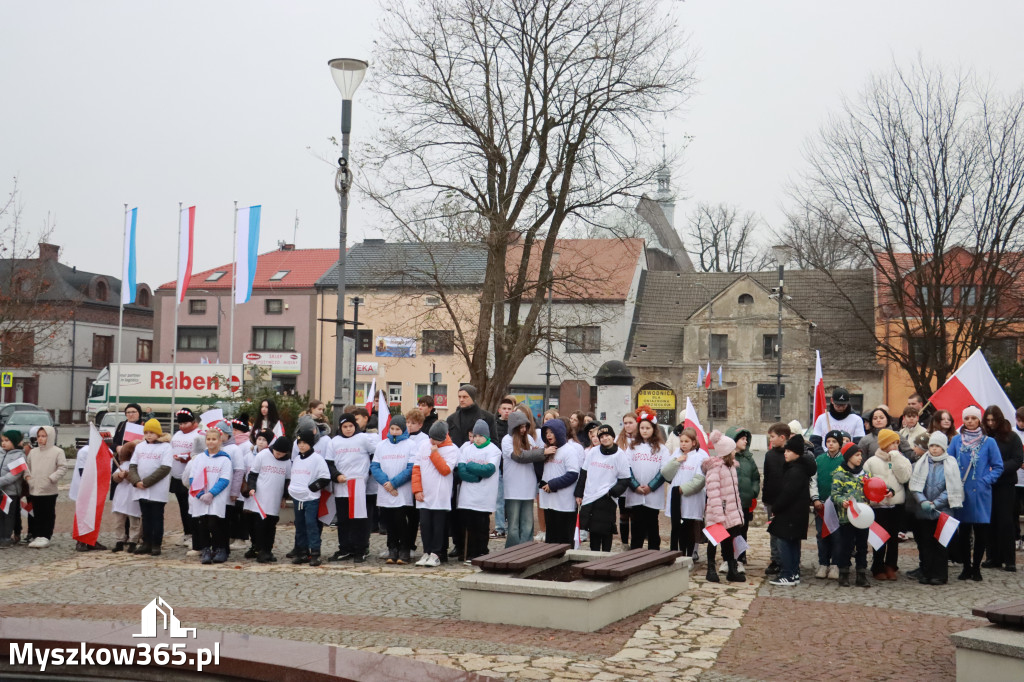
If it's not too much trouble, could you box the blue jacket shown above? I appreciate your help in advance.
[369,430,414,488]
[539,420,578,491]
[189,451,231,497]
[913,458,951,520]
[948,433,1003,524]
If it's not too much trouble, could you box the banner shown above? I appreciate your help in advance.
[374,336,416,357]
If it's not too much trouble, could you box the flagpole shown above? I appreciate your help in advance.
[115,203,127,414]
[229,201,237,371]
[172,202,182,417]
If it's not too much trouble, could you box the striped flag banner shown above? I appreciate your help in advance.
[177,205,196,303]
[121,207,138,304]
[573,510,582,549]
[73,425,113,546]
[124,422,145,442]
[347,478,367,519]
[867,522,890,551]
[318,489,336,524]
[821,498,840,538]
[234,205,262,304]
[21,498,33,516]
[1,492,11,514]
[702,522,730,546]
[934,512,960,547]
[8,457,27,476]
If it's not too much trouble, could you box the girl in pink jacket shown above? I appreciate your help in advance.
[702,430,745,583]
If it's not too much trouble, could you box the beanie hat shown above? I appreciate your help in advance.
[597,424,615,440]
[928,431,949,451]
[231,418,250,433]
[459,384,478,402]
[787,420,804,436]
[913,432,931,451]
[338,412,357,429]
[125,403,143,419]
[877,428,900,450]
[428,420,449,441]
[295,422,318,446]
[272,436,293,454]
[824,430,844,445]
[175,408,196,423]
[962,405,983,422]
[785,433,805,455]
[255,429,274,444]
[143,418,162,435]
[2,429,23,445]
[390,414,407,433]
[215,421,233,436]
[841,441,859,461]
[708,430,737,459]
[472,419,490,438]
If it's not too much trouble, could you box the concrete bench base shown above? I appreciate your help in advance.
[458,549,692,632]
[951,625,1024,682]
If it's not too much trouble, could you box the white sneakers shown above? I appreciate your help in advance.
[736,561,746,574]
[827,565,840,580]
[179,535,192,547]
[533,532,546,542]
[719,561,729,574]
[414,553,430,566]
[815,564,828,579]
[423,553,441,567]
[229,540,248,550]
[28,537,50,548]
[185,549,200,557]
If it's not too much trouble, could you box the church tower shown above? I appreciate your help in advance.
[653,141,675,229]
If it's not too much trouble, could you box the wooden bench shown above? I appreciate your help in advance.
[973,600,1024,628]
[575,549,684,581]
[471,541,571,572]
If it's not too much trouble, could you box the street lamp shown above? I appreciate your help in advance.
[771,244,793,422]
[328,57,368,419]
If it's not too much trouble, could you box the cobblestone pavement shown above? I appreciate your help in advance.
[2,480,1019,680]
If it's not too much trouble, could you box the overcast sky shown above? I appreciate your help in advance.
[2,0,1022,288]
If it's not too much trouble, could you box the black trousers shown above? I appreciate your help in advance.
[917,518,948,581]
[987,485,1017,567]
[629,505,661,550]
[589,531,613,551]
[419,508,448,557]
[335,499,370,555]
[169,477,192,536]
[836,523,868,569]
[138,499,165,547]
[617,496,629,544]
[193,514,227,551]
[449,484,463,551]
[28,494,57,539]
[0,495,18,540]
[460,508,491,560]
[250,512,279,553]
[543,509,576,545]
[707,525,743,563]
[382,505,418,551]
[226,500,248,540]
[956,522,987,570]
[669,488,703,555]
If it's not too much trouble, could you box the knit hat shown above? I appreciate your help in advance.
[215,421,233,436]
[472,419,490,438]
[295,422,318,446]
[787,420,804,436]
[928,431,949,451]
[913,432,931,451]
[877,428,900,450]
[597,424,615,440]
[231,418,250,433]
[962,405,983,422]
[841,441,859,461]
[708,430,737,459]
[143,418,162,435]
[784,433,805,455]
[458,384,478,402]
[175,408,196,423]
[255,429,274,444]
[824,429,844,445]
[338,412,357,429]
[579,421,599,440]
[428,420,449,441]
[272,436,292,454]
[390,414,407,433]
[2,429,23,445]
[125,403,143,418]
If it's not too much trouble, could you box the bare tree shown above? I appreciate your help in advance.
[775,203,871,270]
[363,0,695,408]
[795,60,1024,397]
[685,202,771,272]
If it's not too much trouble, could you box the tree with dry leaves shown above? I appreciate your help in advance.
[685,202,771,273]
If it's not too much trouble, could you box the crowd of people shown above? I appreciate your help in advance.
[1,385,1021,590]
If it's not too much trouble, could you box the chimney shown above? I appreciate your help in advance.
[363,238,385,245]
[278,243,295,251]
[38,242,60,261]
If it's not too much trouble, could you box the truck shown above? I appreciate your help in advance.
[86,363,263,422]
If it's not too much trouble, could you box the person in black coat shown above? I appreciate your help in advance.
[768,434,816,585]
[982,406,1024,571]
[761,422,790,575]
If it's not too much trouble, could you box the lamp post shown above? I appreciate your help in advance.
[543,253,559,412]
[771,245,793,422]
[328,57,368,419]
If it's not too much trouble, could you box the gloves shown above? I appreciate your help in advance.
[200,492,214,505]
[920,501,934,512]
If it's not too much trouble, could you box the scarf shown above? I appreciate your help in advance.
[387,431,409,445]
[599,443,618,456]
[959,427,986,481]
[909,451,964,509]
[840,461,863,475]
[473,438,492,449]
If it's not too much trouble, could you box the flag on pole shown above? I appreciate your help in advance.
[821,498,841,538]
[683,397,708,451]
[0,492,11,514]
[124,422,145,442]
[573,510,582,549]
[347,478,367,519]
[717,366,723,388]
[867,522,890,550]
[704,361,712,389]
[121,207,138,304]
[934,512,960,547]
[8,457,27,476]
[377,387,391,440]
[365,378,376,413]
[702,522,731,546]
[177,205,196,303]
[697,366,704,387]
[318,489,336,524]
[929,349,1015,428]
[73,425,113,546]
[234,205,262,304]
[253,495,267,520]
[813,350,827,425]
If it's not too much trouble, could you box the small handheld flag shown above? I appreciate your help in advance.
[8,457,27,476]
[702,522,730,546]
[573,510,582,550]
[199,409,224,430]
[347,478,367,519]
[21,498,33,516]
[318,489,336,525]
[821,498,840,538]
[733,534,749,557]
[1,492,11,514]
[124,422,144,442]
[934,512,960,547]
[365,378,376,413]
[378,388,391,440]
[253,495,267,520]
[683,397,708,451]
[867,522,890,550]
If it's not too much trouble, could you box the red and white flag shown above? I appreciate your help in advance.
[73,425,113,547]
[821,498,841,538]
[190,466,208,494]
[272,421,285,440]
[177,205,196,303]
[318,489,336,524]
[8,456,27,476]
[867,522,890,550]
[573,510,582,550]
[930,349,1015,429]
[813,350,827,425]
[199,409,224,430]
[702,522,730,546]
[21,498,33,516]
[365,378,376,414]
[347,478,367,519]
[1,492,11,514]
[124,422,145,442]
[377,387,391,440]
[704,361,712,389]
[682,397,708,451]
[253,495,267,520]
[934,512,960,547]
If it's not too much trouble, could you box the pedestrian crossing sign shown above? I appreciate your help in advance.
[1,372,11,388]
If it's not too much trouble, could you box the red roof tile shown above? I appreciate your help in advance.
[157,248,339,291]
[506,238,645,302]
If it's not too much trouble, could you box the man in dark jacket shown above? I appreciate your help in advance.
[446,385,496,448]
[768,434,817,586]
[761,422,790,574]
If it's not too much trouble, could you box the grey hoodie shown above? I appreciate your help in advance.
[0,447,25,498]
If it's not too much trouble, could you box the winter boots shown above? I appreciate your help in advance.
[855,569,871,588]
[838,568,850,587]
[726,560,745,583]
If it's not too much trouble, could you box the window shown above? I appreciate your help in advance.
[344,328,373,353]
[177,326,218,351]
[136,339,152,363]
[762,334,779,360]
[757,383,785,422]
[760,397,778,422]
[265,299,284,314]
[710,334,728,361]
[425,295,441,307]
[252,327,295,351]
[387,381,402,405]
[961,286,977,306]
[709,390,728,420]
[921,285,953,306]
[566,326,601,353]
[95,280,108,301]
[137,289,150,307]
[738,293,754,305]
[909,336,945,365]
[981,285,999,304]
[188,299,207,315]
[92,334,114,369]
[423,329,454,355]
[1,331,34,365]
[206,271,227,281]
[270,270,290,281]
[983,338,1018,363]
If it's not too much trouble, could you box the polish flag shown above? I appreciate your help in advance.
[347,478,367,519]
[365,378,376,413]
[272,421,285,440]
[73,425,113,546]
[318,489,336,524]
[704,361,712,389]
[813,350,827,425]
[867,522,890,551]
[21,498,33,516]
[682,397,708,451]
[573,510,582,550]
[177,205,196,303]
[377,388,391,440]
[253,495,267,520]
[821,498,841,538]
[1,492,11,514]
[124,422,145,442]
[929,349,1015,429]
[934,512,960,547]
[8,457,27,476]
[190,466,208,495]
[702,522,730,546]
[199,409,224,430]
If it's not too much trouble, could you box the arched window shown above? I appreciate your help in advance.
[738,293,754,305]
[137,288,150,307]
[95,279,109,301]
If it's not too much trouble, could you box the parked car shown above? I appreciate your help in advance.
[0,402,42,430]
[3,410,55,447]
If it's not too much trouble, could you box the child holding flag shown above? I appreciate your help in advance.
[0,430,25,547]
[863,428,913,580]
[188,429,235,564]
[909,432,964,585]
[110,441,142,553]
[831,443,870,587]
[326,414,374,563]
[244,434,292,563]
[701,431,746,583]
[814,430,845,579]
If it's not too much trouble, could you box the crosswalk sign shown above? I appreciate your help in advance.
[1,372,12,388]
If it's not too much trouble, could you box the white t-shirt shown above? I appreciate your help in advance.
[170,429,202,479]
[130,441,174,502]
[1016,428,1024,487]
[69,445,88,501]
[327,433,374,497]
[415,441,458,510]
[111,461,141,516]
[624,442,672,510]
[813,411,866,440]
[664,448,709,520]
[243,449,291,517]
[188,451,234,518]
[539,444,580,513]
[457,441,502,513]
[501,433,540,501]
[288,451,330,503]
[223,443,246,499]
[373,438,414,509]
[580,447,630,506]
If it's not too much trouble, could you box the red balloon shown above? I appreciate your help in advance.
[863,477,887,504]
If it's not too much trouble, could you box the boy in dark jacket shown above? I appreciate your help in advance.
[768,434,816,586]
[761,422,791,575]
